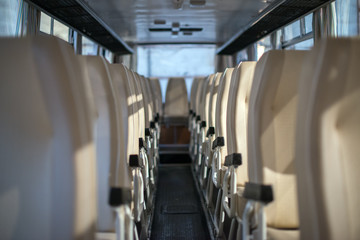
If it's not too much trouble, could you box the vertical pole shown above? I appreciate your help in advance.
[50,17,54,35]
[357,0,360,34]
[313,2,337,43]
[74,31,82,55]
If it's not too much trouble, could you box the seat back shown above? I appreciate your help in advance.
[149,78,163,117]
[107,63,133,190]
[80,55,124,231]
[124,68,141,155]
[131,71,145,140]
[142,75,154,123]
[190,77,201,114]
[0,36,97,239]
[199,75,212,122]
[204,75,216,128]
[208,73,222,130]
[226,62,256,186]
[296,38,360,240]
[215,68,234,162]
[164,77,189,117]
[136,74,151,128]
[195,77,206,120]
[248,50,307,229]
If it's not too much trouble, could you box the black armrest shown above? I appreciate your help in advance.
[206,127,215,137]
[109,187,132,207]
[196,115,201,121]
[139,138,147,152]
[129,154,140,167]
[145,128,151,136]
[189,110,193,115]
[212,136,225,150]
[200,121,206,129]
[224,153,242,167]
[243,182,273,204]
[150,121,156,129]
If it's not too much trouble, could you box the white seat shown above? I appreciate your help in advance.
[126,70,146,223]
[140,75,157,191]
[149,78,162,163]
[221,61,257,222]
[188,77,202,156]
[195,75,213,170]
[199,73,222,188]
[192,77,207,160]
[149,78,163,118]
[0,36,97,239]
[212,68,234,188]
[190,77,201,116]
[107,65,136,233]
[164,77,189,117]
[296,38,360,240]
[197,74,217,180]
[79,55,123,232]
[244,50,307,240]
[208,68,234,235]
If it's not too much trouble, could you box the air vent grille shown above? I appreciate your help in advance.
[28,0,132,54]
[217,0,332,55]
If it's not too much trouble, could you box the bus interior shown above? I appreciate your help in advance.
[0,0,359,239]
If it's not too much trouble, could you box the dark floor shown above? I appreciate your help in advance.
[150,165,211,240]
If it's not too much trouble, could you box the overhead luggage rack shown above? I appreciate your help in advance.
[27,0,133,54]
[217,0,332,55]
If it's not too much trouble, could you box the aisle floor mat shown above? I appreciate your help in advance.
[150,165,211,240]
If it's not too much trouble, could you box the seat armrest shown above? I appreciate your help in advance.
[243,182,273,204]
[206,126,215,137]
[200,120,206,129]
[129,154,141,167]
[109,187,132,207]
[224,153,242,167]
[212,136,225,150]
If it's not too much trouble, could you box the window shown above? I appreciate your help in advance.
[284,20,301,41]
[281,12,314,50]
[40,12,51,34]
[335,0,358,36]
[137,45,215,78]
[0,0,22,36]
[304,14,312,34]
[82,36,98,55]
[137,44,216,101]
[256,35,272,60]
[285,38,314,50]
[104,49,113,63]
[53,19,69,41]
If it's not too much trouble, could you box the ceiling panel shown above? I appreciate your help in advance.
[78,0,271,46]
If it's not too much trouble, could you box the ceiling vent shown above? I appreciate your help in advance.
[154,19,166,25]
[190,0,206,6]
[173,0,184,9]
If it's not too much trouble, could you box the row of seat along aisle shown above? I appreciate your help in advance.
[0,35,359,240]
[0,35,162,240]
[188,38,360,240]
